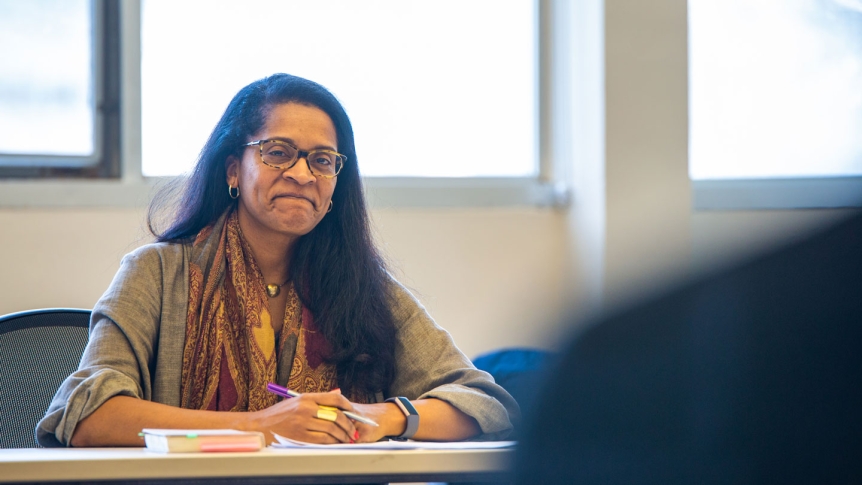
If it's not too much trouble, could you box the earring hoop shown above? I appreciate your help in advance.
[327,200,333,213]
[228,184,239,199]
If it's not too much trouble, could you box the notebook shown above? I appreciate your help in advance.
[142,428,265,453]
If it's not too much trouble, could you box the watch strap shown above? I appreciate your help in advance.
[385,396,419,440]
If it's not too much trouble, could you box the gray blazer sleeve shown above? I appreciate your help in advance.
[35,245,168,447]
[386,279,520,440]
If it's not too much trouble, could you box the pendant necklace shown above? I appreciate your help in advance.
[265,279,290,298]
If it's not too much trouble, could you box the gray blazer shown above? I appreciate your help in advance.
[37,239,518,446]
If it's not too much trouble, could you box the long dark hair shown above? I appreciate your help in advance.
[148,73,397,398]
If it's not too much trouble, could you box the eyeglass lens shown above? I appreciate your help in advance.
[260,140,342,176]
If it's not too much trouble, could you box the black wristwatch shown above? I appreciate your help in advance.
[385,396,419,440]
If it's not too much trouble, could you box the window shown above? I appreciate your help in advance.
[689,0,862,208]
[140,0,537,178]
[1,0,564,208]
[0,0,121,178]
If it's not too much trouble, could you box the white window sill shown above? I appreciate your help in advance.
[693,177,862,210]
[0,177,569,209]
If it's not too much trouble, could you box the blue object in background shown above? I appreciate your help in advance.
[473,347,554,440]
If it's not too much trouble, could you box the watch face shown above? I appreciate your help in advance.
[398,397,418,416]
[391,398,407,415]
[386,397,419,441]
[388,397,417,416]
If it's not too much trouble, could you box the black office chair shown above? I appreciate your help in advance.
[0,309,91,448]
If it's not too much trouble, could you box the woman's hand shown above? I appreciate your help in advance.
[248,389,359,444]
[349,401,407,443]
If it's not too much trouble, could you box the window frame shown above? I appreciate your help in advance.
[0,0,122,180]
[0,0,566,209]
[692,178,862,210]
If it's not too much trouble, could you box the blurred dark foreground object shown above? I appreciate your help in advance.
[516,213,862,485]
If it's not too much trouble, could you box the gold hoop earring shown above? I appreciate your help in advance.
[228,184,239,200]
[327,200,333,213]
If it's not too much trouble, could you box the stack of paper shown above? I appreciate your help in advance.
[272,434,516,450]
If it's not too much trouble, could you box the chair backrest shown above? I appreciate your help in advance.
[473,347,554,440]
[0,309,90,448]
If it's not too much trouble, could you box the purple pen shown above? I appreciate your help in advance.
[267,382,300,399]
[266,382,378,427]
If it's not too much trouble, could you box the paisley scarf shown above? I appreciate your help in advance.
[179,210,340,411]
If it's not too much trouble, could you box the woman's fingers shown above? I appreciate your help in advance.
[317,405,358,441]
[301,391,359,440]
[316,406,339,422]
[265,391,359,443]
[302,430,340,444]
[348,403,391,443]
[305,412,354,443]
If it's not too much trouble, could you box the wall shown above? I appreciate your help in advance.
[691,209,861,273]
[0,207,570,359]
[0,209,151,313]
[601,0,692,307]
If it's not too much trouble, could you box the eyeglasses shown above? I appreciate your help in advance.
[242,139,346,178]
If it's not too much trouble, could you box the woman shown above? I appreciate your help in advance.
[37,74,517,446]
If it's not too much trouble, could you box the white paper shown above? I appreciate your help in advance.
[271,434,515,450]
[142,428,258,437]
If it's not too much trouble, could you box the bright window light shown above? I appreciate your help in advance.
[689,0,862,180]
[141,0,537,178]
[0,0,94,158]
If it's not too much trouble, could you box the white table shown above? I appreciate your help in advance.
[0,446,514,484]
